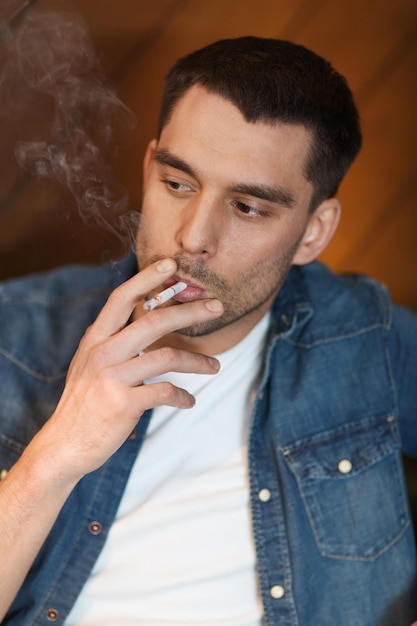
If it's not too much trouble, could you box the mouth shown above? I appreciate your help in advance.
[164,276,206,302]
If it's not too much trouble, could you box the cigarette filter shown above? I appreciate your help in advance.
[143,281,187,311]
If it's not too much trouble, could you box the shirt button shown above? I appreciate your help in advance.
[46,608,60,621]
[88,521,103,535]
[0,469,8,480]
[270,584,285,599]
[338,459,353,474]
[258,488,271,502]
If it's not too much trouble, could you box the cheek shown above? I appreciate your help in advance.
[226,249,278,293]
[231,235,285,270]
[233,234,300,287]
[137,194,172,247]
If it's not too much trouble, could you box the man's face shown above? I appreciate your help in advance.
[136,85,316,351]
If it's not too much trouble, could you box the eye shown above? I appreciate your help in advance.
[231,200,269,217]
[161,178,192,193]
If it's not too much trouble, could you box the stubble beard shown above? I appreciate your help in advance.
[137,246,299,338]
[176,261,289,337]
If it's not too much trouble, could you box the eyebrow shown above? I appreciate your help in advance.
[154,148,196,178]
[153,147,296,209]
[229,183,296,209]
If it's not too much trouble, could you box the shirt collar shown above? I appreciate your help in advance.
[270,264,314,336]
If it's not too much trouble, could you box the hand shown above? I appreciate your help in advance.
[28,258,223,485]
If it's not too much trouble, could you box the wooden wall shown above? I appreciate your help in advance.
[0,0,416,311]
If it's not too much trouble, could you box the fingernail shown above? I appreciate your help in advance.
[205,299,223,313]
[208,357,220,371]
[156,258,176,273]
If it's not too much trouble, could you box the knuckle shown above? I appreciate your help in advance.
[79,327,94,349]
[107,285,125,307]
[138,307,168,334]
[95,371,128,417]
[158,381,177,403]
[143,307,165,326]
[108,391,128,418]
[87,342,111,369]
[158,346,177,365]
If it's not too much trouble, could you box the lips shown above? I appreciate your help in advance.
[164,277,206,302]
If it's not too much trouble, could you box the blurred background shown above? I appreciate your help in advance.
[0,0,416,305]
[0,0,416,525]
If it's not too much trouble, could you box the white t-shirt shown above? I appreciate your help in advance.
[67,313,270,625]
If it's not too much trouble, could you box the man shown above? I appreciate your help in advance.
[0,36,416,625]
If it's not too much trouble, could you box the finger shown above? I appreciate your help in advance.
[104,297,224,363]
[113,347,220,387]
[91,258,177,338]
[129,380,197,411]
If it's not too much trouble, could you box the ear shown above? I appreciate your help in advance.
[142,139,157,186]
[292,198,341,265]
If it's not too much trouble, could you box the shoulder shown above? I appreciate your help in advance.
[276,261,396,346]
[304,261,391,326]
[0,253,136,304]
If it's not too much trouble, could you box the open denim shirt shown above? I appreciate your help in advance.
[1,254,416,625]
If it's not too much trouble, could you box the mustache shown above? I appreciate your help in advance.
[147,254,229,294]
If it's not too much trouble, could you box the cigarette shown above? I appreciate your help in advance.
[143,281,187,311]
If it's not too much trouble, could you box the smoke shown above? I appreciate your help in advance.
[1,1,139,249]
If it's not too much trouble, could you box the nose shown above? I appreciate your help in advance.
[175,194,223,258]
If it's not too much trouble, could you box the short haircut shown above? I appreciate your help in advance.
[158,36,362,211]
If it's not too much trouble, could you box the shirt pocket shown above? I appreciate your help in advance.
[282,415,410,560]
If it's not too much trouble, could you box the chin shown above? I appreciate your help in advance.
[176,320,224,337]
[176,308,248,337]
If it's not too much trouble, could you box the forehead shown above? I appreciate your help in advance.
[158,85,313,192]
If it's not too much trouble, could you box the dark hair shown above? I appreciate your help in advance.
[158,36,362,211]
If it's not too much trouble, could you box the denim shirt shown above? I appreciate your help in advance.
[1,254,416,626]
